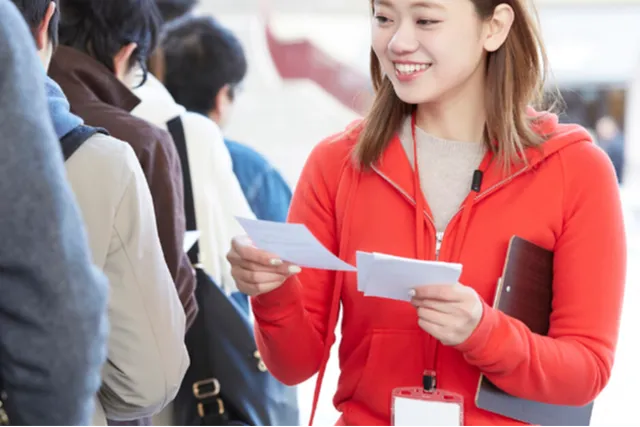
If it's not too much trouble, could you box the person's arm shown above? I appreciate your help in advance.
[100,144,188,420]
[139,128,197,328]
[0,2,108,424]
[251,139,343,385]
[455,142,626,406]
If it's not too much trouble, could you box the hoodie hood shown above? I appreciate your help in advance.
[45,76,84,139]
[473,110,594,191]
[528,110,594,165]
[131,73,186,124]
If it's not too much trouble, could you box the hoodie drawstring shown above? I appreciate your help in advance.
[450,153,492,261]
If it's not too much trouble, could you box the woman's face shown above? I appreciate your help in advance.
[371,0,492,106]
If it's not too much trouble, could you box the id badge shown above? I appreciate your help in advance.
[392,383,463,426]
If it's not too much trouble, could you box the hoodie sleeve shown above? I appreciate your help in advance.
[0,3,108,424]
[455,141,626,406]
[250,136,351,386]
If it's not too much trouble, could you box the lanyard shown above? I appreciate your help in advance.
[411,111,426,260]
[410,111,492,380]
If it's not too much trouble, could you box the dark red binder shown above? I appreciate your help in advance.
[475,236,594,426]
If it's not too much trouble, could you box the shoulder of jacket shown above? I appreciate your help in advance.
[298,119,363,202]
[306,119,363,176]
[75,133,140,188]
[111,112,174,153]
[557,139,616,184]
[324,118,364,146]
[178,111,224,146]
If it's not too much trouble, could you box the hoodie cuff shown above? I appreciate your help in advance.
[251,276,302,321]
[453,299,499,361]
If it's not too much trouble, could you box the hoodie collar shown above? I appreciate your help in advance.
[375,111,592,200]
[371,111,594,257]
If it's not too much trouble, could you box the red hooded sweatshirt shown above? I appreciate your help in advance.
[251,113,626,426]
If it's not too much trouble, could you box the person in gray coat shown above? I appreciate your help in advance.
[9,0,190,424]
[0,0,108,425]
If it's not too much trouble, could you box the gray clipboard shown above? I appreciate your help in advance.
[475,236,594,426]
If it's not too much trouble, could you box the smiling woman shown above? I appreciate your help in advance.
[360,0,549,169]
[226,0,626,425]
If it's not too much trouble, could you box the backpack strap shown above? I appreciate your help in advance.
[167,116,199,265]
[60,125,105,161]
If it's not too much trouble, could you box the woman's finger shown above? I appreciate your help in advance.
[416,307,451,327]
[231,265,288,286]
[231,235,283,267]
[234,256,301,277]
[411,298,458,315]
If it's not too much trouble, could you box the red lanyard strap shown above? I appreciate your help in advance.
[411,112,426,260]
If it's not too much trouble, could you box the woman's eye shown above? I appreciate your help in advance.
[374,15,391,24]
[417,19,439,26]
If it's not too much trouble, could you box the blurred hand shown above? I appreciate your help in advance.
[410,283,483,346]
[227,236,301,297]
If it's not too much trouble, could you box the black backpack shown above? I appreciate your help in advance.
[167,117,299,426]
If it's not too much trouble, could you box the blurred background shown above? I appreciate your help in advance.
[194,0,640,424]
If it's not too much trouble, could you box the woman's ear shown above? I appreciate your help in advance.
[482,4,515,53]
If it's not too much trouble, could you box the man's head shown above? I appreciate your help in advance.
[156,0,197,23]
[162,16,247,128]
[58,0,162,85]
[11,0,59,69]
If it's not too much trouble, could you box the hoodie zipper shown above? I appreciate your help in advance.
[371,165,439,257]
[435,232,444,260]
[372,164,532,261]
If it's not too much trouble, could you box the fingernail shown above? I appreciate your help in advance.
[238,235,253,245]
[270,258,283,266]
[408,289,416,298]
[288,265,302,274]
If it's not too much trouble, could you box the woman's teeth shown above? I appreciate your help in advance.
[395,63,430,75]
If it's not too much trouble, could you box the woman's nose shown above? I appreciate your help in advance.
[388,23,419,55]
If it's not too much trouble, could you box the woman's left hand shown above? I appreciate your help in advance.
[410,283,484,346]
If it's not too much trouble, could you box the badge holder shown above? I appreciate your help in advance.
[392,371,464,426]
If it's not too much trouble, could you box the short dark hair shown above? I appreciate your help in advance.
[155,0,197,23]
[10,0,60,49]
[59,0,162,84]
[162,15,247,115]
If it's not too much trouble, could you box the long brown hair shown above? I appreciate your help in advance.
[355,0,551,169]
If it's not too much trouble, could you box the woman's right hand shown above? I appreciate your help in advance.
[227,235,302,297]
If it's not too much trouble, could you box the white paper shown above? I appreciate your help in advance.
[356,251,462,302]
[235,217,356,271]
[393,397,461,426]
[183,230,200,253]
[356,251,375,293]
